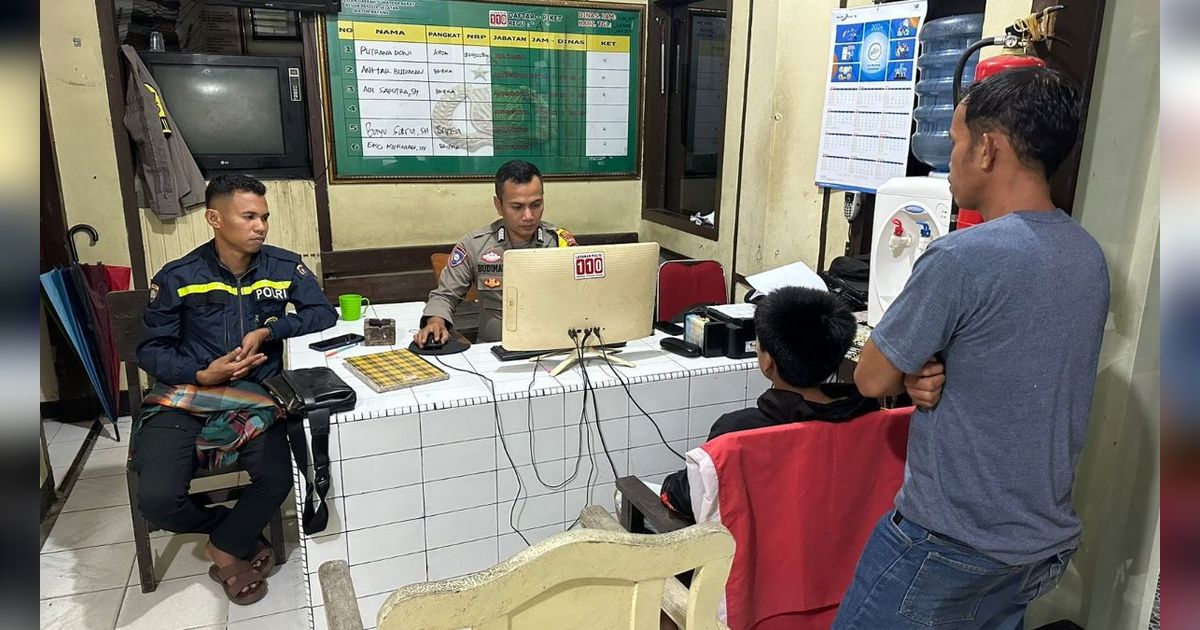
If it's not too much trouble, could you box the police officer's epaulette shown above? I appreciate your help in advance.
[158,250,203,275]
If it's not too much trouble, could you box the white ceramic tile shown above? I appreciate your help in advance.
[627,441,689,478]
[343,485,424,531]
[746,369,772,399]
[421,437,496,481]
[497,459,567,500]
[78,444,129,479]
[124,533,214,586]
[50,420,99,444]
[426,537,499,582]
[42,419,64,443]
[306,496,348,539]
[566,481,619,515]
[339,450,422,497]
[423,470,498,516]
[628,409,689,448]
[567,415,628,453]
[565,385,629,421]
[40,588,124,630]
[426,504,499,549]
[629,378,690,413]
[61,474,130,513]
[690,371,748,407]
[227,606,309,630]
[308,571,327,608]
[420,405,496,446]
[357,591,393,629]
[226,556,308,624]
[350,552,427,597]
[498,522,568,561]
[338,414,419,460]
[564,450,628,491]
[312,605,330,630]
[303,533,348,578]
[501,492,565,531]
[346,518,426,566]
[41,542,135,600]
[497,393,563,434]
[115,575,229,630]
[499,426,566,466]
[688,401,748,439]
[42,505,134,553]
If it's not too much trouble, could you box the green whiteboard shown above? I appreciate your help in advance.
[323,0,643,180]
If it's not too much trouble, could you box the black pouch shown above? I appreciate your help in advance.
[263,367,356,536]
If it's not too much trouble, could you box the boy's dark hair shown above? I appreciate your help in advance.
[960,66,1082,178]
[205,174,267,208]
[755,286,856,388]
[494,160,542,199]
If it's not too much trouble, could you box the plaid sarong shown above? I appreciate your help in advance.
[136,381,284,471]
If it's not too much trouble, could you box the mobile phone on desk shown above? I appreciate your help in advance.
[308,333,364,352]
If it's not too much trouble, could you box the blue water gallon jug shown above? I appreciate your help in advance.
[911,13,985,172]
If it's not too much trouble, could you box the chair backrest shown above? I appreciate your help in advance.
[690,407,913,630]
[375,523,735,630]
[430,252,478,302]
[656,259,727,322]
[106,290,149,419]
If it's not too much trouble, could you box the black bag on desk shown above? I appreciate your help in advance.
[821,255,870,312]
[263,367,356,536]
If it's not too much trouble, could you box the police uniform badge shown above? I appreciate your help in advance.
[297,263,310,276]
[449,244,468,267]
[480,251,501,264]
[555,228,577,247]
[149,283,159,303]
[481,276,502,289]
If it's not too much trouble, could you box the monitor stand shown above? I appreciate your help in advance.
[537,348,635,377]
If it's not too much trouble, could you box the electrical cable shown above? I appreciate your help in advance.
[596,330,685,460]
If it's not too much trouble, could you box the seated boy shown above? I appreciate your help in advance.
[660,286,877,520]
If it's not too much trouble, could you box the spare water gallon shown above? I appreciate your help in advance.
[911,13,985,172]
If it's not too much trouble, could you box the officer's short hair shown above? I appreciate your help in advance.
[494,160,542,199]
[755,286,856,388]
[206,174,268,207]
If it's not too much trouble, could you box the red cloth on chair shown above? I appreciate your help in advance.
[701,407,912,630]
[656,259,727,322]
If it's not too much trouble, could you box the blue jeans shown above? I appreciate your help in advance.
[832,510,1074,629]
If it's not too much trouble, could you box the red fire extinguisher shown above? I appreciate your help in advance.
[951,7,1062,229]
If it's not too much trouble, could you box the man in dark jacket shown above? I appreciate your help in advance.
[135,174,336,603]
[660,286,878,520]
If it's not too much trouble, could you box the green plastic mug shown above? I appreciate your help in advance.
[338,294,370,321]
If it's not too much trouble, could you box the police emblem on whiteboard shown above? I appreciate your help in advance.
[449,244,467,267]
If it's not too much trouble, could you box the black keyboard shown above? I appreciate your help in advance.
[490,342,626,362]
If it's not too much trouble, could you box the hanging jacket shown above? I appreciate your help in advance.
[120,44,207,219]
[137,240,337,386]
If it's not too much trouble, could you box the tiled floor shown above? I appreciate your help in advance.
[41,418,309,630]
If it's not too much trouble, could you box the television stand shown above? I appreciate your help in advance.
[538,347,635,377]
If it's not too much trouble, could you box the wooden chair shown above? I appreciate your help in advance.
[319,506,734,630]
[107,290,287,593]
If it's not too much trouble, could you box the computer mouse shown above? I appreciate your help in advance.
[421,337,446,351]
[660,337,702,358]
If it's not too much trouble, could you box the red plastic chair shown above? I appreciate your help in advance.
[656,259,728,322]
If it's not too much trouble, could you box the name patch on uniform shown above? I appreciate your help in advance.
[477,263,502,274]
[574,252,605,279]
[254,286,290,301]
[449,244,467,267]
[480,251,501,263]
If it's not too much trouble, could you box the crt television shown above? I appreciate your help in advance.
[140,52,311,178]
[501,242,659,365]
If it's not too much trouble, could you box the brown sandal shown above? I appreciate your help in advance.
[209,537,276,580]
[208,560,268,605]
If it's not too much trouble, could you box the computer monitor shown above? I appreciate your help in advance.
[502,242,659,374]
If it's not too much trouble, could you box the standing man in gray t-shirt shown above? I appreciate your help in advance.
[834,68,1109,629]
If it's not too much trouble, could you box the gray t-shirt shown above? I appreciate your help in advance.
[872,209,1109,565]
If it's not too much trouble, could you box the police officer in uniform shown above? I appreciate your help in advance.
[135,174,336,602]
[416,160,575,346]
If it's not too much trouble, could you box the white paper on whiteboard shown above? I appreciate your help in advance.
[746,261,828,294]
